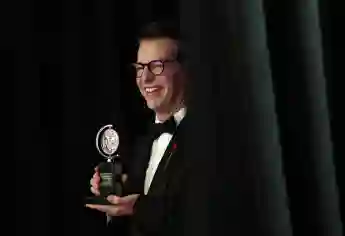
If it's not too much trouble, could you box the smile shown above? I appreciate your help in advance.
[145,86,162,94]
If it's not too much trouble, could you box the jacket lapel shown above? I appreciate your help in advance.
[126,135,153,194]
[146,118,186,195]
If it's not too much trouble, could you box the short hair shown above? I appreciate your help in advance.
[137,21,186,62]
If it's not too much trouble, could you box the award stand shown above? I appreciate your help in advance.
[85,125,123,205]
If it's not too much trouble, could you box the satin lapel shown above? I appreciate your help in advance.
[131,134,155,193]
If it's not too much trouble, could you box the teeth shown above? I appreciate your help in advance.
[145,87,158,93]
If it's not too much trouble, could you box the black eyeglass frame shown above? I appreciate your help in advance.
[132,59,177,78]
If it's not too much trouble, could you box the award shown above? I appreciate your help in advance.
[85,124,123,205]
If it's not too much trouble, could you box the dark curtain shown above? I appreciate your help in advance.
[180,0,344,236]
[13,0,343,236]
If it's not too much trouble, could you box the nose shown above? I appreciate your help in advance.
[141,66,155,82]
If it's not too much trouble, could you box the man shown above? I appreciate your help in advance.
[86,21,190,236]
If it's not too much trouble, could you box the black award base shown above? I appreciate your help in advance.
[85,158,123,205]
[85,196,112,205]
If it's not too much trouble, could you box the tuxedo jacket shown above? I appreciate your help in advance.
[109,116,190,236]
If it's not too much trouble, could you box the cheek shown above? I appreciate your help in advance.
[166,77,178,95]
[166,82,174,94]
[159,76,174,90]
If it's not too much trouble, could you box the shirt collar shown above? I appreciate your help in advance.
[155,107,187,126]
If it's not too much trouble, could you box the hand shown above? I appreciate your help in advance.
[90,166,100,196]
[89,166,128,196]
[85,194,139,216]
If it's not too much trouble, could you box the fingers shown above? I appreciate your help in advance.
[85,204,129,216]
[92,171,100,182]
[90,167,100,187]
[107,194,139,205]
[123,194,140,206]
[107,195,122,204]
[90,174,100,186]
[85,204,121,215]
[90,186,100,196]
[85,194,139,216]
[90,181,100,195]
[90,167,101,195]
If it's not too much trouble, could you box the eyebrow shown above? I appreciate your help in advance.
[136,57,176,64]
[136,58,162,63]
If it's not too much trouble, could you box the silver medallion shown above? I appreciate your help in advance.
[96,124,119,160]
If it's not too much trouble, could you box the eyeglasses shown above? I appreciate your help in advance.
[132,59,176,78]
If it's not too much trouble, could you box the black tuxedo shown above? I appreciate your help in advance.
[109,116,189,236]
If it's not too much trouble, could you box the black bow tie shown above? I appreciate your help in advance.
[150,116,177,140]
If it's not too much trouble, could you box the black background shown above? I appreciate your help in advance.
[11,0,344,235]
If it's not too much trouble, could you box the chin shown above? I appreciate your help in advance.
[146,100,160,110]
[147,100,167,112]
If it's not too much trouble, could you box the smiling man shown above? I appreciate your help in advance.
[87,21,191,236]
[134,32,186,122]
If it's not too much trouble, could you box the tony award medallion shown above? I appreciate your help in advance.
[85,124,123,205]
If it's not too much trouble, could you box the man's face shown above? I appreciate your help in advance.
[135,38,185,113]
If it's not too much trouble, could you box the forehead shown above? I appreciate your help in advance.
[137,38,178,63]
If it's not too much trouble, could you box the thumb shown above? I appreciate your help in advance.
[107,195,122,204]
[123,194,139,202]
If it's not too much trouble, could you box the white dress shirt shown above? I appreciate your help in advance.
[143,107,187,195]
